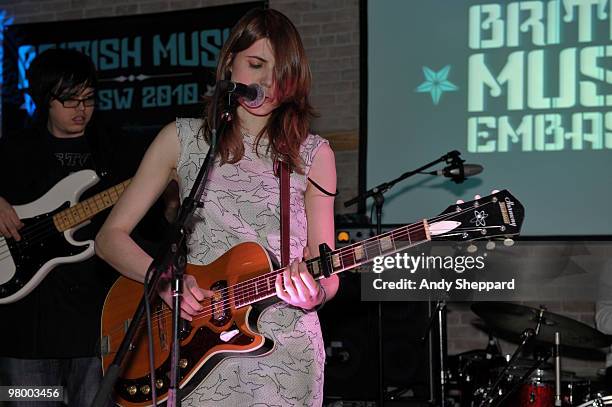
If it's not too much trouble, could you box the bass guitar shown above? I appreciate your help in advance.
[100,189,524,406]
[0,169,130,304]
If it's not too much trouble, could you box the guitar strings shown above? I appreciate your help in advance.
[101,201,499,344]
[0,217,57,260]
[0,185,129,260]
[0,186,438,261]
[101,200,497,342]
[103,223,490,346]
[6,197,506,346]
[198,198,499,311]
[159,198,502,325]
[9,198,492,346]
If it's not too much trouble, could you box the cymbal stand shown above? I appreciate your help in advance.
[490,350,551,407]
[478,328,537,406]
[480,305,552,407]
[554,332,561,406]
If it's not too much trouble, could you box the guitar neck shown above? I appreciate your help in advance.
[233,220,431,308]
[307,220,430,278]
[52,179,131,232]
[231,189,525,309]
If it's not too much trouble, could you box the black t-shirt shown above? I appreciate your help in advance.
[0,126,129,358]
[49,133,93,174]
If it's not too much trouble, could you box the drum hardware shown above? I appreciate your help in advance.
[478,304,549,407]
[486,348,551,406]
[563,379,592,406]
[455,302,612,407]
[447,346,594,407]
[577,394,612,407]
[470,303,611,350]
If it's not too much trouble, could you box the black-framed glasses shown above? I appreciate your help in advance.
[52,93,96,108]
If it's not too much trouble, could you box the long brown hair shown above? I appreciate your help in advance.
[203,8,316,174]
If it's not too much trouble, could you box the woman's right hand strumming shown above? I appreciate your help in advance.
[157,274,213,321]
[0,196,23,241]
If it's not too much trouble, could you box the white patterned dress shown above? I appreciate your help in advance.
[175,118,328,407]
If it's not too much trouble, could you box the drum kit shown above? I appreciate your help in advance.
[447,302,612,407]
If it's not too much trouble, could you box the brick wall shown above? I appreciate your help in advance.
[0,0,361,214]
[2,0,604,380]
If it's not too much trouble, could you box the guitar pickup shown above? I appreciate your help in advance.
[212,290,224,321]
[209,281,230,326]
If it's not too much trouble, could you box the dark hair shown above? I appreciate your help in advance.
[26,48,97,124]
[204,8,316,173]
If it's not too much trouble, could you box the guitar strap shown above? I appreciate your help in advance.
[278,160,291,267]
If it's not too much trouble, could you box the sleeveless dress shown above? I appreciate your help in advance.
[175,118,328,407]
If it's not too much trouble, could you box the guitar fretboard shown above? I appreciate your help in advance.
[232,220,430,308]
[53,179,131,232]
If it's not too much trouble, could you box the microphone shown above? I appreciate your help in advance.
[428,164,483,178]
[217,80,266,108]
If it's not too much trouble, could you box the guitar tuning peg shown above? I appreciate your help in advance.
[486,241,496,250]
[503,238,515,247]
[467,244,478,253]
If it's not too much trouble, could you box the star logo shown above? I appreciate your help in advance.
[415,65,458,105]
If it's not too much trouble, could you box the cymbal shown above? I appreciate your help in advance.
[471,302,611,349]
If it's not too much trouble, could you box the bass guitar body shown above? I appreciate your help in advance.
[101,242,278,406]
[0,170,99,304]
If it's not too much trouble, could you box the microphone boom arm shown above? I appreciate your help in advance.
[344,150,463,208]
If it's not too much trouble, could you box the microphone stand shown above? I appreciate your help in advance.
[420,301,447,406]
[344,150,464,209]
[91,87,232,407]
[344,150,464,407]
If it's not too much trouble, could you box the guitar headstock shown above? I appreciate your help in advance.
[429,190,524,242]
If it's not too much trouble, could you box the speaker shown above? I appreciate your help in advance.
[320,272,379,401]
[320,272,438,403]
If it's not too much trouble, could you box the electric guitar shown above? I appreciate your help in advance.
[100,190,524,406]
[0,169,130,304]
